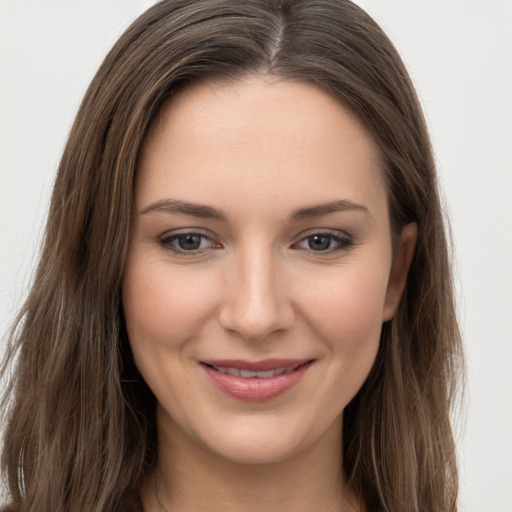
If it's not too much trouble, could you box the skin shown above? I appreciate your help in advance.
[123,75,417,512]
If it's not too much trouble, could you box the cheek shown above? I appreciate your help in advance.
[301,263,389,334]
[295,262,389,391]
[122,258,218,353]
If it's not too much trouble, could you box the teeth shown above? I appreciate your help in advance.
[240,370,258,378]
[212,365,299,378]
[255,370,275,378]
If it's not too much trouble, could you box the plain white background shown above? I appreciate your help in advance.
[1,1,511,510]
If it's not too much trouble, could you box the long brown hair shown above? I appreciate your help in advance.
[1,1,463,510]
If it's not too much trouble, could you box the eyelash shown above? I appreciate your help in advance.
[292,231,354,254]
[157,230,354,256]
[158,231,218,255]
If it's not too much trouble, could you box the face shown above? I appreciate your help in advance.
[123,76,416,466]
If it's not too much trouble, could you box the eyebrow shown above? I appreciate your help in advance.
[289,199,370,221]
[140,198,370,222]
[140,198,228,221]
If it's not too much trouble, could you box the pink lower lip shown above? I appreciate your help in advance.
[201,361,312,402]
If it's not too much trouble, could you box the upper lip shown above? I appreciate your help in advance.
[200,359,312,372]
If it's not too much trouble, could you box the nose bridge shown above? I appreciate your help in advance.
[219,241,292,341]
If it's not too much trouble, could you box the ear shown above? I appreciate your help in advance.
[382,222,418,322]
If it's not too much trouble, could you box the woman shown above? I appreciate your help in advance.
[0,1,463,511]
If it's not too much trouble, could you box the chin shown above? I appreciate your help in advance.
[210,435,302,466]
[188,410,343,467]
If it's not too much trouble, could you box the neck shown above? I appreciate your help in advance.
[141,411,361,512]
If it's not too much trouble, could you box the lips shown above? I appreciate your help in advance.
[200,359,313,402]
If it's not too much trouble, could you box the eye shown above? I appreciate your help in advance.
[295,232,353,253]
[159,232,218,254]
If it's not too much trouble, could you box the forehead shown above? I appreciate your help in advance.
[137,75,387,220]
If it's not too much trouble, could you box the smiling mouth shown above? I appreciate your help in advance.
[200,359,313,401]
[207,363,303,379]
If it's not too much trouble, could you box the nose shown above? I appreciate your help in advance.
[218,246,295,342]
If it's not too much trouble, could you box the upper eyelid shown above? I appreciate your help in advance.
[159,228,216,241]
[293,227,353,240]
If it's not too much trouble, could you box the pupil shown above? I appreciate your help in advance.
[178,234,201,250]
[309,235,331,251]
